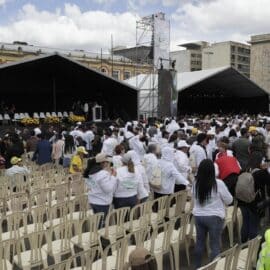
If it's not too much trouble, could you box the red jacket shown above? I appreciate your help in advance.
[215,155,241,180]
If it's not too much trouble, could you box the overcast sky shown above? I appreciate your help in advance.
[0,0,269,53]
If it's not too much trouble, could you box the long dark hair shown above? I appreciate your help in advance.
[195,159,217,205]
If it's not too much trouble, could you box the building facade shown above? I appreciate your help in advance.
[250,34,270,93]
[0,42,152,81]
[170,41,209,72]
[202,41,250,77]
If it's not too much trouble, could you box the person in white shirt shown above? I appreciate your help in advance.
[6,156,30,188]
[129,135,146,160]
[112,144,125,169]
[143,144,160,183]
[189,133,208,174]
[174,140,191,192]
[152,147,189,199]
[114,153,146,209]
[192,159,232,268]
[83,126,95,154]
[101,128,118,157]
[85,153,116,224]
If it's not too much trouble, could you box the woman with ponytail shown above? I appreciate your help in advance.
[193,159,232,268]
[113,152,145,209]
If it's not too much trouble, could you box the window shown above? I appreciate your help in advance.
[124,71,131,80]
[112,70,120,80]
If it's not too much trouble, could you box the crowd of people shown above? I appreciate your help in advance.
[1,113,270,268]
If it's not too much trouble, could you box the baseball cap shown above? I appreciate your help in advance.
[248,126,257,133]
[177,140,190,148]
[95,153,112,163]
[77,146,88,155]
[10,156,22,165]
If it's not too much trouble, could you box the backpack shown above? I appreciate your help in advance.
[235,169,259,203]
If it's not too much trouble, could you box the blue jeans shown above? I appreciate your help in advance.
[90,204,110,227]
[113,195,137,209]
[194,215,224,268]
[239,206,260,243]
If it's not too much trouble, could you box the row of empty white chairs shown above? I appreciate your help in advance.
[0,111,75,121]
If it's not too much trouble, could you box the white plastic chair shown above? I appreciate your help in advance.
[57,112,63,118]
[0,114,3,121]
[45,112,51,117]
[40,112,45,118]
[20,113,25,119]
[33,112,39,119]
[4,114,10,120]
[63,112,68,117]
[14,113,20,120]
[51,112,57,117]
[25,112,30,118]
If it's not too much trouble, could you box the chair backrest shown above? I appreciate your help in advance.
[33,112,39,119]
[167,190,188,218]
[30,188,52,208]
[0,238,16,270]
[238,235,262,270]
[63,112,68,117]
[46,112,51,117]
[52,182,70,203]
[129,201,150,231]
[126,226,151,248]
[217,244,239,270]
[51,112,57,117]
[70,179,86,196]
[7,192,30,212]
[77,213,103,248]
[197,259,219,269]
[149,196,168,225]
[48,201,69,226]
[104,207,130,241]
[57,112,63,118]
[16,230,46,268]
[68,195,89,221]
[65,247,101,270]
[3,114,10,120]
[102,238,127,270]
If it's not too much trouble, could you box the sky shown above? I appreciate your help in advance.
[0,0,269,53]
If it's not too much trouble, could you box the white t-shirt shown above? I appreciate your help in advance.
[192,179,233,219]
[101,137,118,157]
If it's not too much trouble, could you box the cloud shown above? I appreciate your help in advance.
[0,3,138,52]
[93,0,115,4]
[170,0,270,50]
[0,0,6,7]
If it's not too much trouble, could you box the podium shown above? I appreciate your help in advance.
[92,105,102,122]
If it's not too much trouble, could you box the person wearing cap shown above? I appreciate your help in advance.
[5,156,30,177]
[186,127,198,146]
[114,152,146,209]
[84,153,116,223]
[152,147,189,199]
[69,146,87,174]
[174,140,192,192]
[189,133,209,174]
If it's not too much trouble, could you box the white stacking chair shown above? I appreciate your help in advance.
[40,112,45,118]
[215,244,240,270]
[63,111,68,117]
[45,112,51,117]
[51,112,57,117]
[14,113,20,120]
[69,111,74,116]
[33,112,39,119]
[0,238,16,270]
[0,114,3,121]
[57,112,63,118]
[4,114,10,120]
[25,112,30,118]
[20,113,25,119]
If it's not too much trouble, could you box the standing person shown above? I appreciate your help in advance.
[112,144,125,169]
[52,134,65,165]
[152,147,189,199]
[26,131,38,159]
[143,144,160,182]
[69,146,87,174]
[32,133,52,165]
[232,127,250,171]
[101,128,118,157]
[193,159,232,268]
[113,153,145,209]
[83,125,95,156]
[189,133,208,174]
[84,154,116,223]
[174,140,192,192]
[237,152,270,243]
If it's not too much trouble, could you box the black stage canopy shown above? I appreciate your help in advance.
[0,54,138,120]
[177,67,269,114]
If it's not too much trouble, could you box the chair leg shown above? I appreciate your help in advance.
[155,253,163,270]
[227,222,234,247]
[170,244,179,270]
[169,247,176,270]
[185,241,190,266]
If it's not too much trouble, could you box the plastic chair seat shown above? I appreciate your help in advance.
[0,259,13,270]
[13,250,47,270]
[70,233,99,250]
[91,256,117,270]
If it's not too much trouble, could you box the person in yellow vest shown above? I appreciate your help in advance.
[69,146,88,174]
[257,229,270,270]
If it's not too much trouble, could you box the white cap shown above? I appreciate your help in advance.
[177,140,190,148]
[207,130,215,136]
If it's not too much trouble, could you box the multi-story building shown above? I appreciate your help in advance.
[0,41,152,81]
[202,41,250,77]
[170,41,209,72]
[250,34,270,93]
